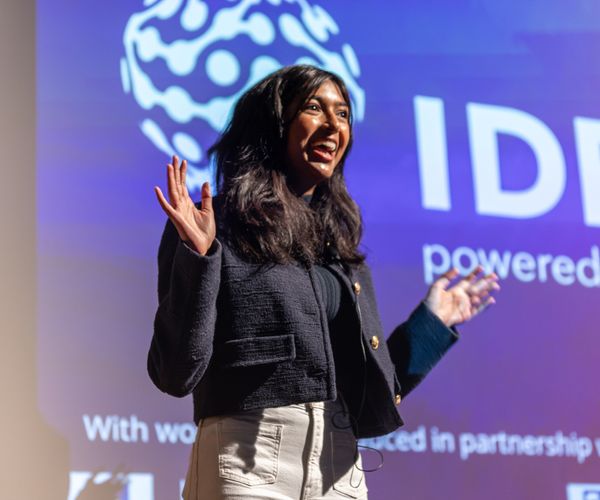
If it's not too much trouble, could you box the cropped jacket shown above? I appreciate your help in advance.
[148,218,458,438]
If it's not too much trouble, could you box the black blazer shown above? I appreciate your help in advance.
[148,218,458,438]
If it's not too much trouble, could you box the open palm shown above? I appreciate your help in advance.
[425,266,499,327]
[154,155,216,255]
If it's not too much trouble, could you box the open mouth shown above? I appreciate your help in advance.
[309,140,337,162]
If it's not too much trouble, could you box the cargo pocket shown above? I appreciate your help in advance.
[217,419,283,486]
[330,431,368,498]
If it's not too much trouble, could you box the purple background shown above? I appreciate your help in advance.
[37,1,600,498]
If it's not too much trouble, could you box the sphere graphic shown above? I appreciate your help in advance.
[121,0,365,192]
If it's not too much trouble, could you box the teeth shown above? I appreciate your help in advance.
[313,141,337,152]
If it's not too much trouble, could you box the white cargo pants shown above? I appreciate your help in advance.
[182,398,369,500]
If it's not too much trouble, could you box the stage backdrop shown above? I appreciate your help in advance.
[37,1,600,499]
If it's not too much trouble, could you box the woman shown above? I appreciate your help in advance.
[150,65,498,499]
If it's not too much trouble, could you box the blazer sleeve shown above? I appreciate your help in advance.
[386,301,459,398]
[147,219,222,397]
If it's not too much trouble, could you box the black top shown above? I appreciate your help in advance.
[313,265,343,321]
[148,197,460,438]
[302,193,345,323]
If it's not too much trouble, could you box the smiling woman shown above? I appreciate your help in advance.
[150,65,499,500]
[285,79,351,195]
[173,65,366,267]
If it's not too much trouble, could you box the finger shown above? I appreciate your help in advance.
[171,155,179,188]
[466,265,483,282]
[472,294,496,315]
[468,279,487,296]
[154,186,175,216]
[474,289,491,303]
[155,187,188,236]
[166,164,180,207]
[472,283,501,304]
[173,155,182,196]
[432,267,459,290]
[477,296,495,315]
[455,265,483,290]
[470,295,482,307]
[475,272,499,286]
[180,159,188,198]
[155,186,185,231]
[201,181,213,212]
[470,274,500,295]
[467,271,498,291]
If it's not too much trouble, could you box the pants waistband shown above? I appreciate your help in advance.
[288,396,348,414]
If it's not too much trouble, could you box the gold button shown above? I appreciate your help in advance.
[395,394,401,405]
[370,335,379,349]
[353,281,361,295]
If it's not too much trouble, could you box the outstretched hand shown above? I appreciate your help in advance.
[154,155,216,255]
[424,266,499,328]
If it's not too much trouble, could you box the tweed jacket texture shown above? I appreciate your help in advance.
[148,217,459,438]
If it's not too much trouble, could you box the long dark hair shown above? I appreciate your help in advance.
[209,65,365,266]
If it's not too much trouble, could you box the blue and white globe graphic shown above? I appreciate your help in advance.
[121,0,366,192]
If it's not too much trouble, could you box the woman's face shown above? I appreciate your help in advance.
[285,80,351,196]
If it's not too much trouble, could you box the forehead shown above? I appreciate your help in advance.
[308,80,348,105]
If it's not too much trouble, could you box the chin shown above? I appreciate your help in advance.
[310,161,337,179]
[288,158,339,193]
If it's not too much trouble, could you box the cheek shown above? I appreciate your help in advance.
[338,129,351,156]
[297,115,320,136]
[287,121,312,154]
[286,129,302,158]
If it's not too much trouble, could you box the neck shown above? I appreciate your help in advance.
[290,182,316,198]
[287,173,318,198]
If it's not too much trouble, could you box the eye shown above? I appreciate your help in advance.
[338,109,349,119]
[304,102,321,112]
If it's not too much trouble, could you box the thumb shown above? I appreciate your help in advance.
[200,181,213,212]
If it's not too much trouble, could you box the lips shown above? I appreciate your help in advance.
[308,139,338,162]
[309,144,335,162]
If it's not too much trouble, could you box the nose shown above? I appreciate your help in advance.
[323,109,341,131]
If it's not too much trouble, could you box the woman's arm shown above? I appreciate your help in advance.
[387,302,459,397]
[148,220,221,397]
[148,155,220,397]
[387,267,499,397]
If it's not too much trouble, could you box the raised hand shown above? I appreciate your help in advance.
[154,155,216,255]
[424,266,499,328]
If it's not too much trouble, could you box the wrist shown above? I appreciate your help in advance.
[182,237,216,256]
[423,300,452,327]
[181,239,205,256]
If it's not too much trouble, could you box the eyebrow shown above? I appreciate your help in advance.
[308,95,349,108]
